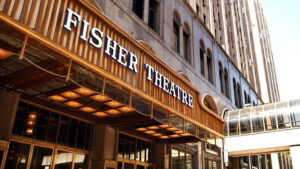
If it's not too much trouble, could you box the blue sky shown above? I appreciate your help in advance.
[262,0,300,101]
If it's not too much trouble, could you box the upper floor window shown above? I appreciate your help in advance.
[200,40,205,76]
[148,0,159,32]
[183,24,191,63]
[173,12,181,53]
[219,62,224,94]
[224,69,230,98]
[132,0,144,19]
[207,49,214,84]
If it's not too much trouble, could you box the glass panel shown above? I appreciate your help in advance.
[5,141,30,169]
[240,156,250,169]
[68,119,78,147]
[228,110,239,135]
[13,102,28,136]
[276,102,291,129]
[252,106,264,132]
[216,137,223,148]
[264,104,277,130]
[198,127,206,140]
[153,105,169,124]
[132,94,151,115]
[74,154,89,169]
[76,122,86,149]
[289,99,300,127]
[25,106,39,138]
[54,151,73,169]
[118,134,125,158]
[0,151,3,166]
[170,115,183,130]
[136,139,141,161]
[129,137,135,160]
[259,155,266,169]
[207,133,215,146]
[85,124,93,150]
[240,108,251,134]
[35,109,49,141]
[58,116,69,146]
[185,121,196,135]
[30,146,53,169]
[172,149,179,169]
[186,153,192,169]
[105,81,130,105]
[137,165,144,169]
[251,155,259,169]
[47,113,59,143]
[179,151,186,169]
[118,162,122,169]
[223,111,229,136]
[141,141,146,162]
[124,136,130,159]
[124,163,134,169]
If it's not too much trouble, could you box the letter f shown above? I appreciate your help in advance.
[63,8,81,31]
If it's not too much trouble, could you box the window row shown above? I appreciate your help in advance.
[13,101,93,150]
[4,141,89,169]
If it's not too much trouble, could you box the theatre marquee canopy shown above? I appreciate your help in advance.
[0,0,224,140]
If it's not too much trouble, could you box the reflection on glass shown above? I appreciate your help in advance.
[74,154,89,169]
[13,102,28,136]
[276,102,291,129]
[30,146,53,169]
[124,163,134,169]
[186,153,192,169]
[47,113,59,143]
[185,121,196,135]
[240,108,251,134]
[153,105,168,124]
[264,104,277,130]
[58,116,69,145]
[290,99,300,126]
[132,94,151,115]
[252,106,264,132]
[179,151,185,169]
[5,141,30,169]
[207,133,215,146]
[240,156,249,169]
[170,115,183,130]
[228,110,239,135]
[172,149,179,169]
[35,109,49,141]
[54,151,73,169]
[251,155,259,169]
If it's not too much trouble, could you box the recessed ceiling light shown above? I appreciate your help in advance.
[136,127,148,131]
[74,87,94,96]
[152,133,163,137]
[60,91,81,99]
[118,106,134,113]
[104,100,123,108]
[105,109,121,115]
[181,133,192,136]
[79,106,96,113]
[169,134,180,138]
[90,94,110,102]
[64,101,83,108]
[0,48,12,60]
[166,127,178,131]
[147,126,159,130]
[174,130,184,134]
[159,136,169,139]
[94,111,108,117]
[48,95,68,102]
[144,130,156,134]
[159,124,169,128]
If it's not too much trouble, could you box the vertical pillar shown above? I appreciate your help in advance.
[271,153,280,169]
[143,0,149,24]
[204,53,208,79]
[0,89,20,140]
[290,146,300,169]
[155,143,169,169]
[179,25,184,57]
[91,124,117,169]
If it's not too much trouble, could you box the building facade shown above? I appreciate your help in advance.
[0,0,279,169]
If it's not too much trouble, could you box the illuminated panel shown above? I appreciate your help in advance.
[159,124,169,128]
[48,95,68,102]
[79,106,97,113]
[90,94,110,102]
[144,130,156,134]
[0,48,12,60]
[64,101,83,108]
[105,109,122,115]
[74,88,94,96]
[118,106,134,113]
[160,136,169,139]
[169,134,180,138]
[60,91,81,99]
[94,112,108,117]
[136,128,148,131]
[166,127,178,131]
[152,133,162,137]
[104,100,123,108]
[147,126,159,130]
[174,130,184,134]
[181,133,191,136]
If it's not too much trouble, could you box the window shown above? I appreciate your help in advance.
[132,0,144,19]
[200,41,205,76]
[224,69,230,98]
[148,0,158,32]
[173,12,180,53]
[207,50,214,84]
[196,5,200,16]
[183,24,191,63]
[233,78,242,108]
[218,62,224,94]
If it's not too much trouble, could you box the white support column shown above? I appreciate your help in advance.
[290,146,300,169]
[271,153,280,169]
[143,0,149,24]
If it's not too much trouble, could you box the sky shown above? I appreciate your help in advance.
[262,0,300,101]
